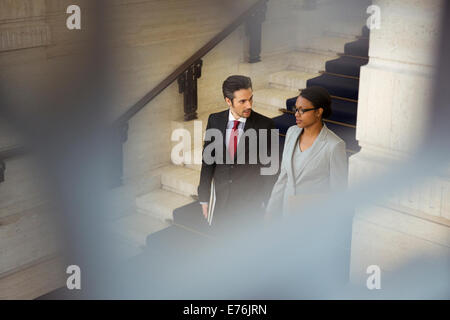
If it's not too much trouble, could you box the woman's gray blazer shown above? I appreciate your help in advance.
[266,123,348,215]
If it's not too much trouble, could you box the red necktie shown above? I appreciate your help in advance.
[228,120,240,158]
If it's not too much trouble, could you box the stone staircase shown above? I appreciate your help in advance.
[107,30,363,254]
[252,36,347,123]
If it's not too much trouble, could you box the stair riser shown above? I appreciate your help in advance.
[137,207,172,222]
[299,46,344,56]
[254,92,292,110]
[254,101,284,113]
[161,169,199,198]
[135,187,194,224]
[185,163,202,172]
[171,120,205,147]
[171,120,205,167]
[288,55,336,74]
[296,35,349,56]
[105,187,137,221]
[161,184,197,198]
[112,229,147,249]
[288,64,326,74]
[268,76,309,92]
[252,106,283,119]
[269,81,305,92]
[171,144,203,168]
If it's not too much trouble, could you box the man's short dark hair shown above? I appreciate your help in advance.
[222,75,252,101]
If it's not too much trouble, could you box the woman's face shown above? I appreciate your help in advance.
[295,96,323,128]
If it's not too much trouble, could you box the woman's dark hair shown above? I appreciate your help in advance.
[299,86,332,119]
[222,75,252,101]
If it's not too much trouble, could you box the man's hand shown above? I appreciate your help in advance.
[201,203,208,219]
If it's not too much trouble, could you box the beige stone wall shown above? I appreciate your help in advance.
[117,0,297,191]
[0,0,374,298]
[0,0,67,298]
[348,0,450,287]
[122,26,247,193]
[0,0,268,298]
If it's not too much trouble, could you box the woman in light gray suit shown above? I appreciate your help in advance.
[266,86,348,216]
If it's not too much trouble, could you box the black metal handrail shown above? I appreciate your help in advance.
[0,0,268,185]
[0,145,27,183]
[113,0,268,127]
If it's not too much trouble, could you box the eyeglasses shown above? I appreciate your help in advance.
[294,107,320,115]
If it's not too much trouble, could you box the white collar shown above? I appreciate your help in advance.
[228,109,247,123]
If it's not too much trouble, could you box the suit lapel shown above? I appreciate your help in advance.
[293,123,328,180]
[218,110,229,162]
[242,111,255,132]
[285,126,302,184]
[232,111,256,161]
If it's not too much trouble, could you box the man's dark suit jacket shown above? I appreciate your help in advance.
[197,109,277,225]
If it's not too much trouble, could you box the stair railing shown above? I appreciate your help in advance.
[0,0,268,185]
[110,0,268,186]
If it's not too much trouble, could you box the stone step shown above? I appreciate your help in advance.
[107,233,146,262]
[104,184,137,221]
[160,165,200,198]
[324,22,365,39]
[0,204,60,276]
[136,188,193,222]
[287,51,337,74]
[171,107,224,149]
[238,52,293,90]
[268,70,318,91]
[298,36,350,55]
[254,88,299,112]
[184,145,203,172]
[106,212,170,250]
[252,105,283,119]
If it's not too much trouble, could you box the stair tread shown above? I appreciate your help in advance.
[270,70,319,80]
[161,165,200,179]
[298,36,350,55]
[287,51,337,73]
[325,56,368,78]
[269,70,319,91]
[344,38,369,57]
[107,212,170,247]
[254,88,299,110]
[324,19,368,36]
[136,188,193,221]
[307,73,359,100]
[269,70,319,90]
[252,106,283,118]
[161,165,200,197]
[105,184,136,221]
[107,233,146,261]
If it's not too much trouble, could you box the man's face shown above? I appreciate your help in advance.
[226,88,253,119]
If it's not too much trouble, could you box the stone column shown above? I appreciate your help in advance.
[348,0,450,286]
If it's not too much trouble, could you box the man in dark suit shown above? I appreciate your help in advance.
[197,75,277,231]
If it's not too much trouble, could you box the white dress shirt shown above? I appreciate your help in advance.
[225,110,246,150]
